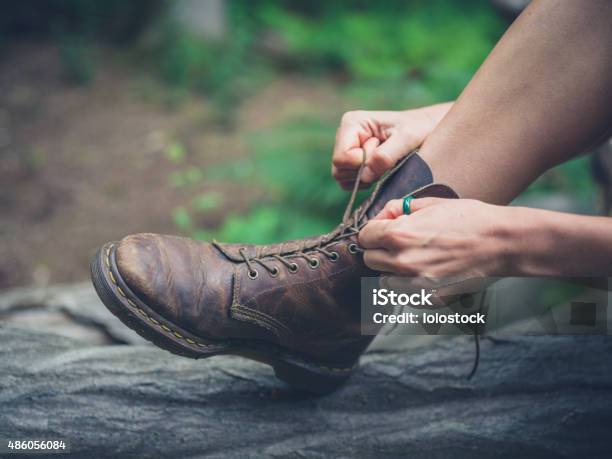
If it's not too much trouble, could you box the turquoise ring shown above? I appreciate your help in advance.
[402,196,414,215]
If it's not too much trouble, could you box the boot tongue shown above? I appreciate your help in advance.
[364,151,434,219]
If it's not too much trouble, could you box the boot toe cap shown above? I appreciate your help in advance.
[115,233,162,298]
[113,233,233,336]
[114,233,192,325]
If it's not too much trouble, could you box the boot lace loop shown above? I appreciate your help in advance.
[222,148,397,276]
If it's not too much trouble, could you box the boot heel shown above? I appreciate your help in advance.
[272,359,351,395]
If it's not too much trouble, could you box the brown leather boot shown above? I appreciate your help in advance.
[91,151,458,393]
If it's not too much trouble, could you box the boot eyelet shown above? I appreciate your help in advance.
[269,266,280,277]
[248,269,259,280]
[329,251,339,262]
[348,243,360,254]
[288,263,299,273]
[309,257,320,269]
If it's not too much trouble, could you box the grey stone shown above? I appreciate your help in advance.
[0,283,147,345]
[1,324,611,458]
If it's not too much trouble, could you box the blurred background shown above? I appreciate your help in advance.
[0,0,609,290]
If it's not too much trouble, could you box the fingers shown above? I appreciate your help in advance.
[409,197,447,212]
[333,137,380,188]
[363,249,397,273]
[332,147,364,171]
[373,199,404,221]
[361,134,406,183]
[358,220,393,249]
[332,109,435,187]
[332,116,369,170]
[332,110,396,186]
[373,197,448,220]
[358,137,380,185]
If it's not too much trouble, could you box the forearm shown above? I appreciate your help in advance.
[419,0,612,204]
[509,209,612,276]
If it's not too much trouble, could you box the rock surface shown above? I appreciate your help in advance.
[0,283,146,345]
[2,323,612,458]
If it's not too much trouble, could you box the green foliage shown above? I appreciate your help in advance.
[158,31,213,90]
[168,1,508,241]
[164,142,186,164]
[150,0,503,122]
[526,156,597,201]
[1,0,598,246]
[211,206,333,244]
[154,2,268,123]
[168,1,504,241]
[192,192,223,212]
[59,38,95,85]
[172,206,192,230]
[247,117,363,218]
[168,166,204,188]
[157,29,258,122]
[258,0,503,94]
[180,116,366,243]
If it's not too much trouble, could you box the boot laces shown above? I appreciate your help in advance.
[234,150,377,277]
[227,147,483,378]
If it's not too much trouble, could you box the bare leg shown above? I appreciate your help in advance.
[420,0,612,204]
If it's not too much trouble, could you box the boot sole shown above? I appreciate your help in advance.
[90,242,354,394]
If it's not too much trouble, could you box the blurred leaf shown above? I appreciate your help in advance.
[164,142,186,164]
[192,229,213,241]
[185,166,203,184]
[172,206,192,229]
[258,0,503,88]
[59,39,95,85]
[192,192,223,212]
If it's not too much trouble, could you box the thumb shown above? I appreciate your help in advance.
[362,134,410,183]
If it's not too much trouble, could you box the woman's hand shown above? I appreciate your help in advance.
[361,196,612,278]
[331,103,452,190]
[359,197,518,278]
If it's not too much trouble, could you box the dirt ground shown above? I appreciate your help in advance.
[0,43,342,289]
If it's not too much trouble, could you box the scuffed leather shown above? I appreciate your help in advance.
[114,153,458,365]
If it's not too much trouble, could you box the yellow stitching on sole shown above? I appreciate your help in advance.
[105,255,209,348]
[103,244,352,371]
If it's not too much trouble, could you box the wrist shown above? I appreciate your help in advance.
[503,207,569,276]
[419,102,453,129]
[399,103,453,143]
[491,206,550,276]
